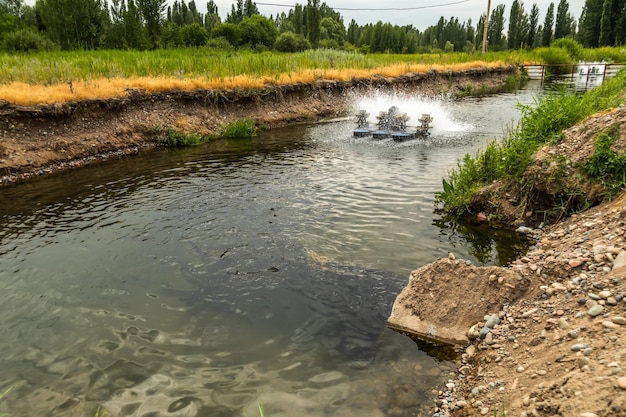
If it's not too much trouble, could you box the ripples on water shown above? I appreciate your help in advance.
[0,85,543,417]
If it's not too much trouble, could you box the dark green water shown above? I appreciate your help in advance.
[0,85,542,417]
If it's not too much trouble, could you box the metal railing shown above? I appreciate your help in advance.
[523,63,625,91]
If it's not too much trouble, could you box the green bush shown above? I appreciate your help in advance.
[1,29,56,52]
[181,23,209,47]
[205,36,234,51]
[274,31,310,52]
[535,46,574,74]
[551,38,583,60]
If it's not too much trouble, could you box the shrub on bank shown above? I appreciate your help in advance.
[436,69,626,216]
[1,29,56,52]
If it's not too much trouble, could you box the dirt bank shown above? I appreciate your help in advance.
[0,66,516,185]
[389,106,626,416]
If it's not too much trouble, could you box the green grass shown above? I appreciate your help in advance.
[0,48,562,86]
[583,127,626,199]
[219,118,257,139]
[436,68,626,215]
[156,118,257,147]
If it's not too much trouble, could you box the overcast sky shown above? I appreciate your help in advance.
[22,0,587,31]
[217,0,587,29]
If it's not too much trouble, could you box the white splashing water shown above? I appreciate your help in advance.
[350,91,472,135]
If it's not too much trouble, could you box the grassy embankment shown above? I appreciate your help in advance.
[0,48,541,106]
[1,45,624,146]
[435,67,626,219]
[1,44,623,107]
[0,48,529,146]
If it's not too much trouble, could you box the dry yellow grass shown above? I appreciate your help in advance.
[1,61,507,106]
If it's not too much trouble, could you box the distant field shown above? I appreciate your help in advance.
[0,47,623,106]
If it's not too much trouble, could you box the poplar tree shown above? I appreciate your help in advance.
[599,0,613,45]
[204,1,220,33]
[306,0,320,47]
[554,0,572,39]
[36,0,108,49]
[527,3,539,47]
[136,0,166,48]
[541,2,554,45]
[487,4,506,51]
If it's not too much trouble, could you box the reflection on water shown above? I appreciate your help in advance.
[0,86,542,417]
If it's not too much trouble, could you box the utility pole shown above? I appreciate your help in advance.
[481,0,491,54]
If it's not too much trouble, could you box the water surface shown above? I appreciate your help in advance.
[0,83,543,417]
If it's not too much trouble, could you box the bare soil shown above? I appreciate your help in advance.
[0,67,514,184]
[390,106,626,416]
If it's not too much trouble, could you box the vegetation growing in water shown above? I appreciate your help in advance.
[156,118,257,147]
[219,118,257,139]
[436,69,626,216]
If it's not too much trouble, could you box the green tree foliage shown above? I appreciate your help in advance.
[319,16,344,46]
[0,10,18,38]
[541,2,554,45]
[554,0,573,40]
[1,27,55,51]
[204,1,220,33]
[527,3,539,47]
[488,4,507,51]
[243,0,258,18]
[239,14,277,48]
[106,0,148,49]
[306,0,320,47]
[599,0,614,45]
[617,2,626,44]
[508,0,529,49]
[137,0,166,48]
[211,22,241,46]
[0,0,21,15]
[578,0,603,46]
[181,22,208,46]
[273,30,309,51]
[36,0,108,50]
[226,0,244,24]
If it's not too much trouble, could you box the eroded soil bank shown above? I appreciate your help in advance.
[389,106,626,416]
[0,66,515,185]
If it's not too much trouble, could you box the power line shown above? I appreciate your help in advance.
[254,1,471,12]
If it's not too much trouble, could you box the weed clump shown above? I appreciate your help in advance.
[219,118,257,138]
[584,128,626,199]
[155,119,257,147]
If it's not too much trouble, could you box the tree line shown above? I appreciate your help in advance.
[0,0,623,53]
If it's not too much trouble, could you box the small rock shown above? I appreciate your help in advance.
[617,377,626,390]
[485,314,500,329]
[613,251,626,270]
[588,304,604,317]
[517,365,525,373]
[603,321,620,330]
[612,316,626,325]
[479,326,491,340]
[571,343,588,352]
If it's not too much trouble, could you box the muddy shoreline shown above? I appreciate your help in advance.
[0,66,517,185]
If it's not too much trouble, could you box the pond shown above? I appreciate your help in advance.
[0,82,544,417]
